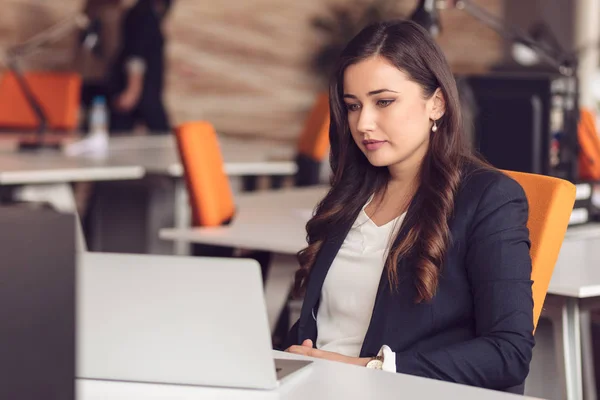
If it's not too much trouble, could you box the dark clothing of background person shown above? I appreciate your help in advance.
[108,0,171,133]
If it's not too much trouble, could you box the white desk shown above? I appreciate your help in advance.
[0,134,297,179]
[76,250,542,399]
[0,134,298,255]
[0,135,296,187]
[160,187,600,400]
[0,150,146,251]
[541,230,600,400]
[77,350,543,400]
[90,134,297,255]
[103,134,296,177]
[0,150,144,185]
[160,186,324,253]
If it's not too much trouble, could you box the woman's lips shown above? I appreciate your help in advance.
[362,139,387,151]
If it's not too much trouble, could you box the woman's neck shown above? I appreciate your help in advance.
[366,173,418,225]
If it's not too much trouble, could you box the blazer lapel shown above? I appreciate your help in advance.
[359,202,418,357]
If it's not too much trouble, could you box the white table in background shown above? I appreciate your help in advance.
[92,134,297,255]
[104,134,296,177]
[0,150,144,185]
[0,149,145,251]
[542,226,600,400]
[0,134,296,179]
[160,188,600,400]
[0,134,298,255]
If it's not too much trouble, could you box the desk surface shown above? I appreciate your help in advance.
[102,134,297,177]
[161,186,325,254]
[78,348,541,400]
[548,231,600,298]
[0,134,296,185]
[76,252,543,399]
[160,187,600,300]
[0,150,145,184]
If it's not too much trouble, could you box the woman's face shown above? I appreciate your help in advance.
[343,56,444,174]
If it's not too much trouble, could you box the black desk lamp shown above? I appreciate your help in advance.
[409,0,580,182]
[409,0,577,76]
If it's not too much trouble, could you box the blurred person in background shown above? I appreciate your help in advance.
[74,0,124,132]
[108,0,173,134]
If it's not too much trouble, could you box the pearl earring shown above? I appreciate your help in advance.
[432,120,438,132]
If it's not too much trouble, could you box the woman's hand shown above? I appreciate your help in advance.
[285,339,371,366]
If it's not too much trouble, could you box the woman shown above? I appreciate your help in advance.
[284,20,534,394]
[108,0,172,133]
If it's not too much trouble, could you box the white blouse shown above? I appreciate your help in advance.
[316,197,406,372]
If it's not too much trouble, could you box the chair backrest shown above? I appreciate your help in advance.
[501,170,576,329]
[297,92,330,162]
[577,107,600,181]
[294,93,330,186]
[175,121,235,227]
[0,71,82,131]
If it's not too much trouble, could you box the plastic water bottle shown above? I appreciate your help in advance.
[64,96,109,157]
[89,96,109,136]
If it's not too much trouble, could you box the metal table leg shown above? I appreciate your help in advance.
[173,179,191,256]
[545,295,584,400]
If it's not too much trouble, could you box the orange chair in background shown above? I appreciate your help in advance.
[294,92,330,186]
[175,120,272,285]
[0,71,82,131]
[296,92,330,161]
[243,92,331,191]
[501,170,576,329]
[175,121,235,227]
[577,108,600,181]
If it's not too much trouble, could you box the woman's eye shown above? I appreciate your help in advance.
[345,103,360,112]
[376,99,394,107]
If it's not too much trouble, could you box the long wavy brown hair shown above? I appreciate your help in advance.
[293,20,485,303]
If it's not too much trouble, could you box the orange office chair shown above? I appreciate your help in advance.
[296,91,330,160]
[253,92,330,191]
[0,71,82,131]
[175,120,272,280]
[501,170,576,329]
[175,121,235,227]
[294,92,330,186]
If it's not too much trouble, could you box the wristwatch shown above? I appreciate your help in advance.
[365,355,384,370]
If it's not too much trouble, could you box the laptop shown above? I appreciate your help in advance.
[76,253,312,390]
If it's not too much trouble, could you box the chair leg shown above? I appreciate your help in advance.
[242,175,259,192]
[270,175,285,189]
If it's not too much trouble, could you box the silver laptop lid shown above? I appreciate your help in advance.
[77,253,278,390]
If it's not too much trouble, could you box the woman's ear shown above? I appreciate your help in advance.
[430,88,446,120]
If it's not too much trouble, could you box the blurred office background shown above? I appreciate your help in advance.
[2,1,600,400]
[0,0,545,138]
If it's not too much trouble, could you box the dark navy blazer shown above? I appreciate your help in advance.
[284,166,535,393]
